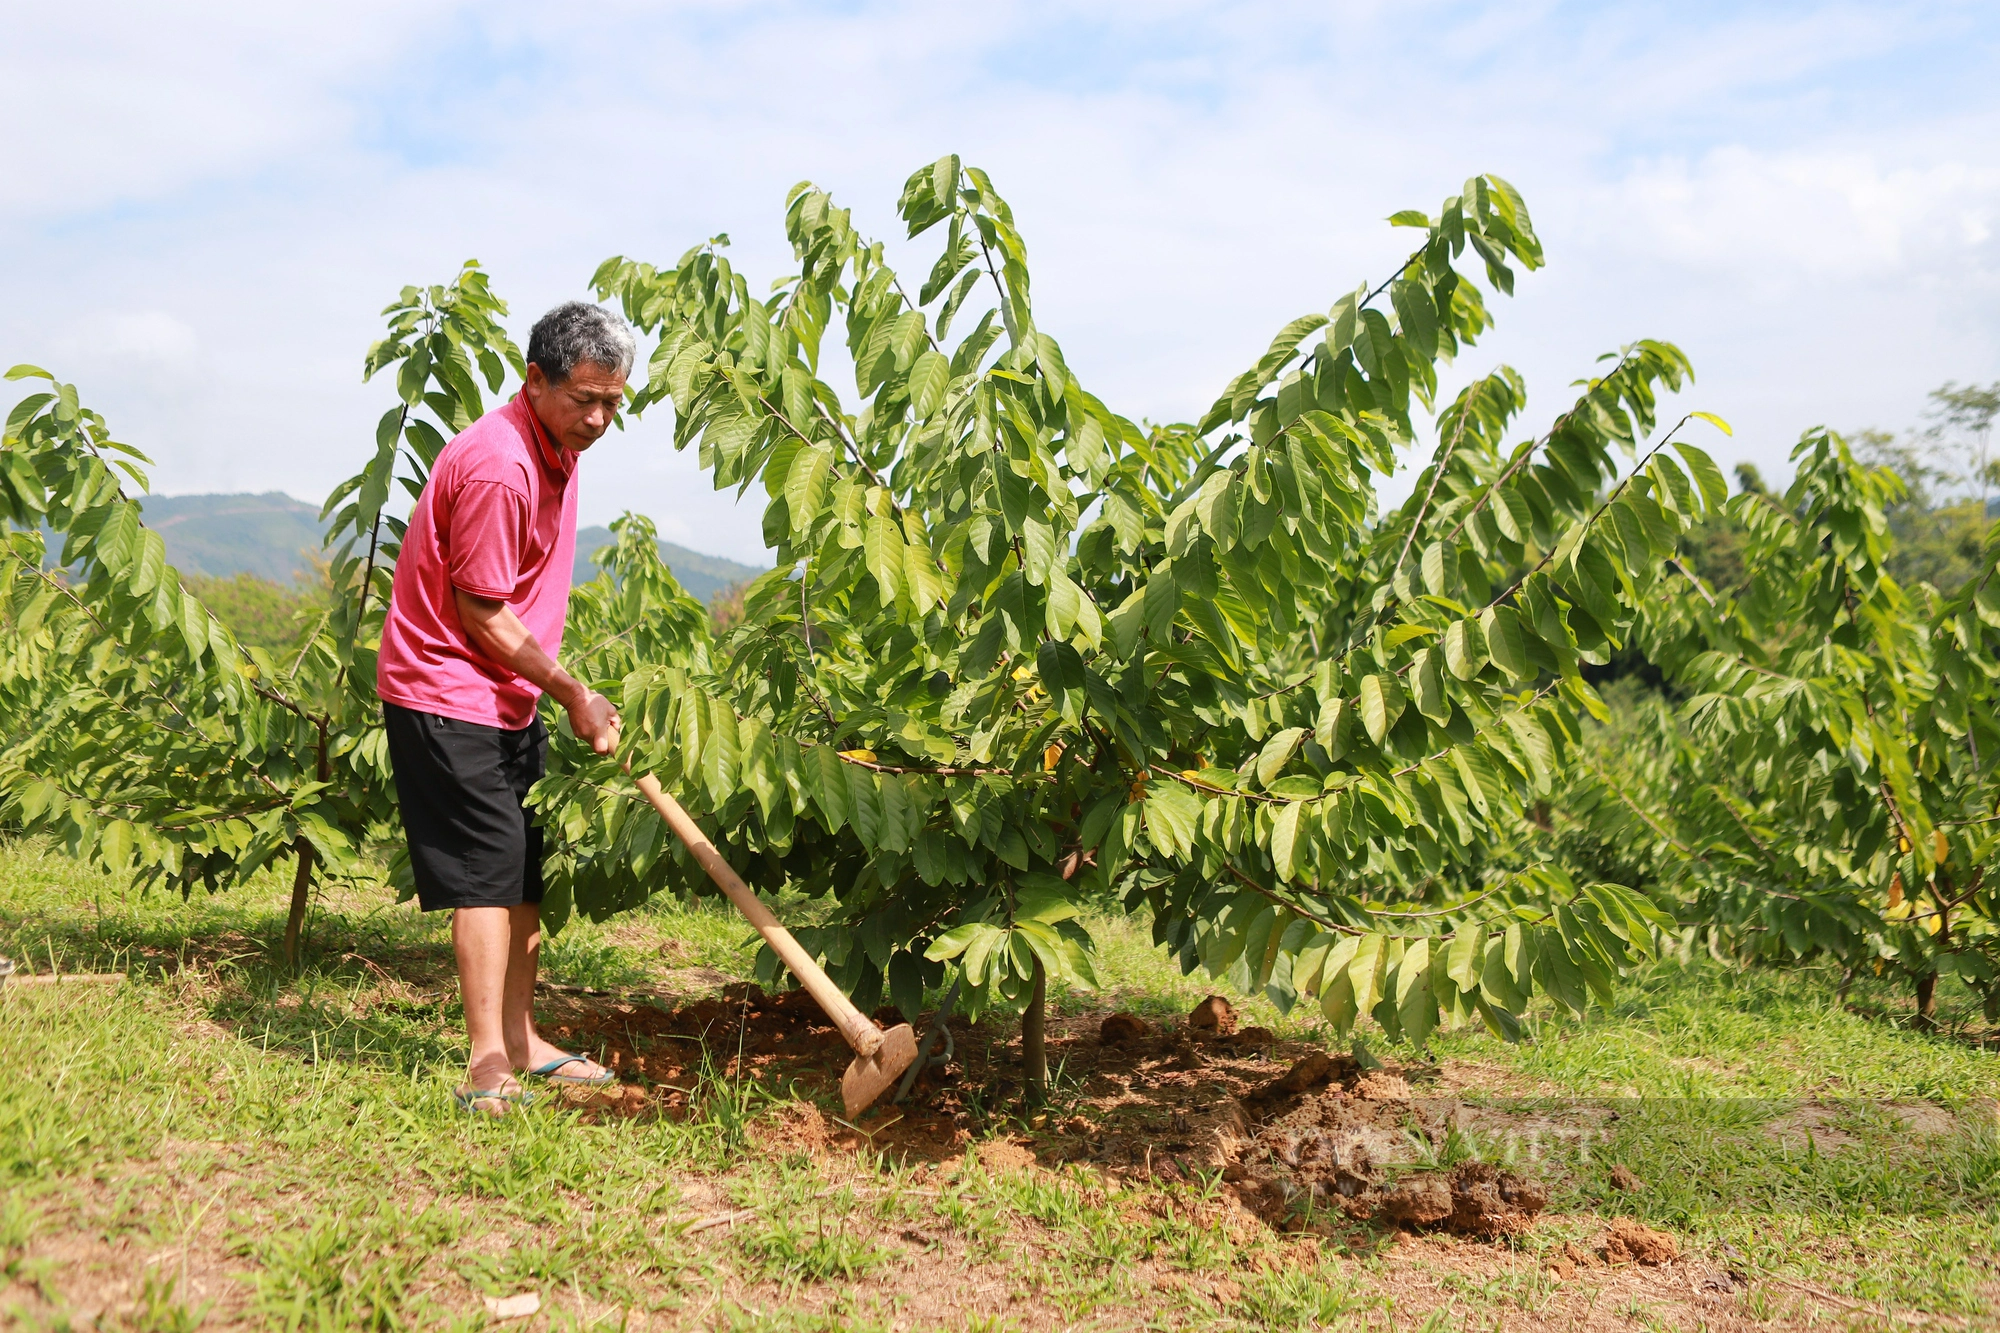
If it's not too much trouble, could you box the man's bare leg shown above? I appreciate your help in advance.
[498,901,611,1081]
[453,906,521,1111]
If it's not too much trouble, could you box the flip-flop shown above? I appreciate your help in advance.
[527,1053,617,1087]
[455,1085,535,1116]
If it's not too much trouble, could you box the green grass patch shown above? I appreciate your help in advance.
[1,837,1995,1328]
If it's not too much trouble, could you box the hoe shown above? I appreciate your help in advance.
[627,768,917,1119]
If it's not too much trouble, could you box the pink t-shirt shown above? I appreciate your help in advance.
[376,391,579,730]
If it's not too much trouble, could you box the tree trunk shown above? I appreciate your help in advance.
[1022,954,1048,1103]
[283,837,315,968]
[1913,892,1953,1033]
[1914,971,1938,1032]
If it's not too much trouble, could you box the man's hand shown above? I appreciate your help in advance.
[564,688,620,755]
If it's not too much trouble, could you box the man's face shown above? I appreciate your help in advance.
[524,361,627,453]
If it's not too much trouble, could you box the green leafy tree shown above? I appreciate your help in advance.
[4,159,1739,1088]
[1563,430,2000,1026]
[1924,380,2000,515]
[184,571,329,654]
[549,158,1729,1089]
[0,264,528,963]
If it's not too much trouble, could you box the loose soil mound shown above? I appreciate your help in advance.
[1601,1217,1680,1265]
[534,984,1552,1236]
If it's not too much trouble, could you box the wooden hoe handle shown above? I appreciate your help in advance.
[628,772,883,1059]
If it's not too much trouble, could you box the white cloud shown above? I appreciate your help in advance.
[1604,147,2000,279]
[2,0,1995,563]
[88,312,201,366]
[0,3,460,219]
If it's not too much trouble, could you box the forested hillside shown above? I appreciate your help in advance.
[42,490,762,605]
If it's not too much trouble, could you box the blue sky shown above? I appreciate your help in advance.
[4,0,1995,563]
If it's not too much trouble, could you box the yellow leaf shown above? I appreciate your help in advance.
[839,749,877,764]
[1045,744,1064,772]
[1690,410,1733,437]
[1934,829,1948,863]
[1888,872,1904,909]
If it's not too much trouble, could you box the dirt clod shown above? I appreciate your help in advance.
[1258,1051,1334,1098]
[1562,1240,1602,1269]
[1378,1174,1454,1226]
[1608,1162,1643,1191]
[1232,1025,1275,1049]
[1437,1160,1548,1237]
[1170,1033,1209,1070]
[1099,1012,1152,1045]
[1228,1175,1291,1221]
[748,1101,834,1157]
[1600,1217,1679,1265]
[975,1139,1037,1174]
[1188,995,1238,1038]
[1354,1072,1412,1101]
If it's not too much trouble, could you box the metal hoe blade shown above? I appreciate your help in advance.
[841,1022,918,1120]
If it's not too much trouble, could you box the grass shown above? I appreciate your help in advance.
[1,836,1996,1330]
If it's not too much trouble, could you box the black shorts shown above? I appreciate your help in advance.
[383,702,547,912]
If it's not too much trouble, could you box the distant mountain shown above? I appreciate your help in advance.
[40,492,764,603]
[572,528,764,603]
[137,492,328,582]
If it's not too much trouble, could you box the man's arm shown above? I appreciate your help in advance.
[454,589,618,753]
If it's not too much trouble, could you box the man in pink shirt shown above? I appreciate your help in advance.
[378,301,631,1115]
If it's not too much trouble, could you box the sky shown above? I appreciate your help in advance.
[4,1,1996,564]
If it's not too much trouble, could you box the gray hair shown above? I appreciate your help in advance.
[526,301,636,383]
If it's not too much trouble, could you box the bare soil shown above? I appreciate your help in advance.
[545,985,1558,1241]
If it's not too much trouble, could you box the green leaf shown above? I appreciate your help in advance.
[865,508,903,603]
[1019,515,1058,586]
[1016,877,1082,923]
[1394,937,1436,1048]
[1292,932,1337,996]
[811,745,849,832]
[846,764,883,848]
[1534,927,1589,1016]
[1143,781,1202,859]
[1255,727,1306,790]
[1445,926,1484,993]
[785,444,833,535]
[1480,933,1526,1012]
[1421,541,1450,597]
[1480,605,1528,681]
[99,819,134,871]
[909,349,949,417]
[738,717,779,821]
[1412,649,1449,723]
[1346,934,1388,1023]
[1317,936,1363,1033]
[1271,800,1310,881]
[179,590,210,662]
[1359,674,1402,745]
[1443,617,1487,680]
[1672,439,1729,511]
